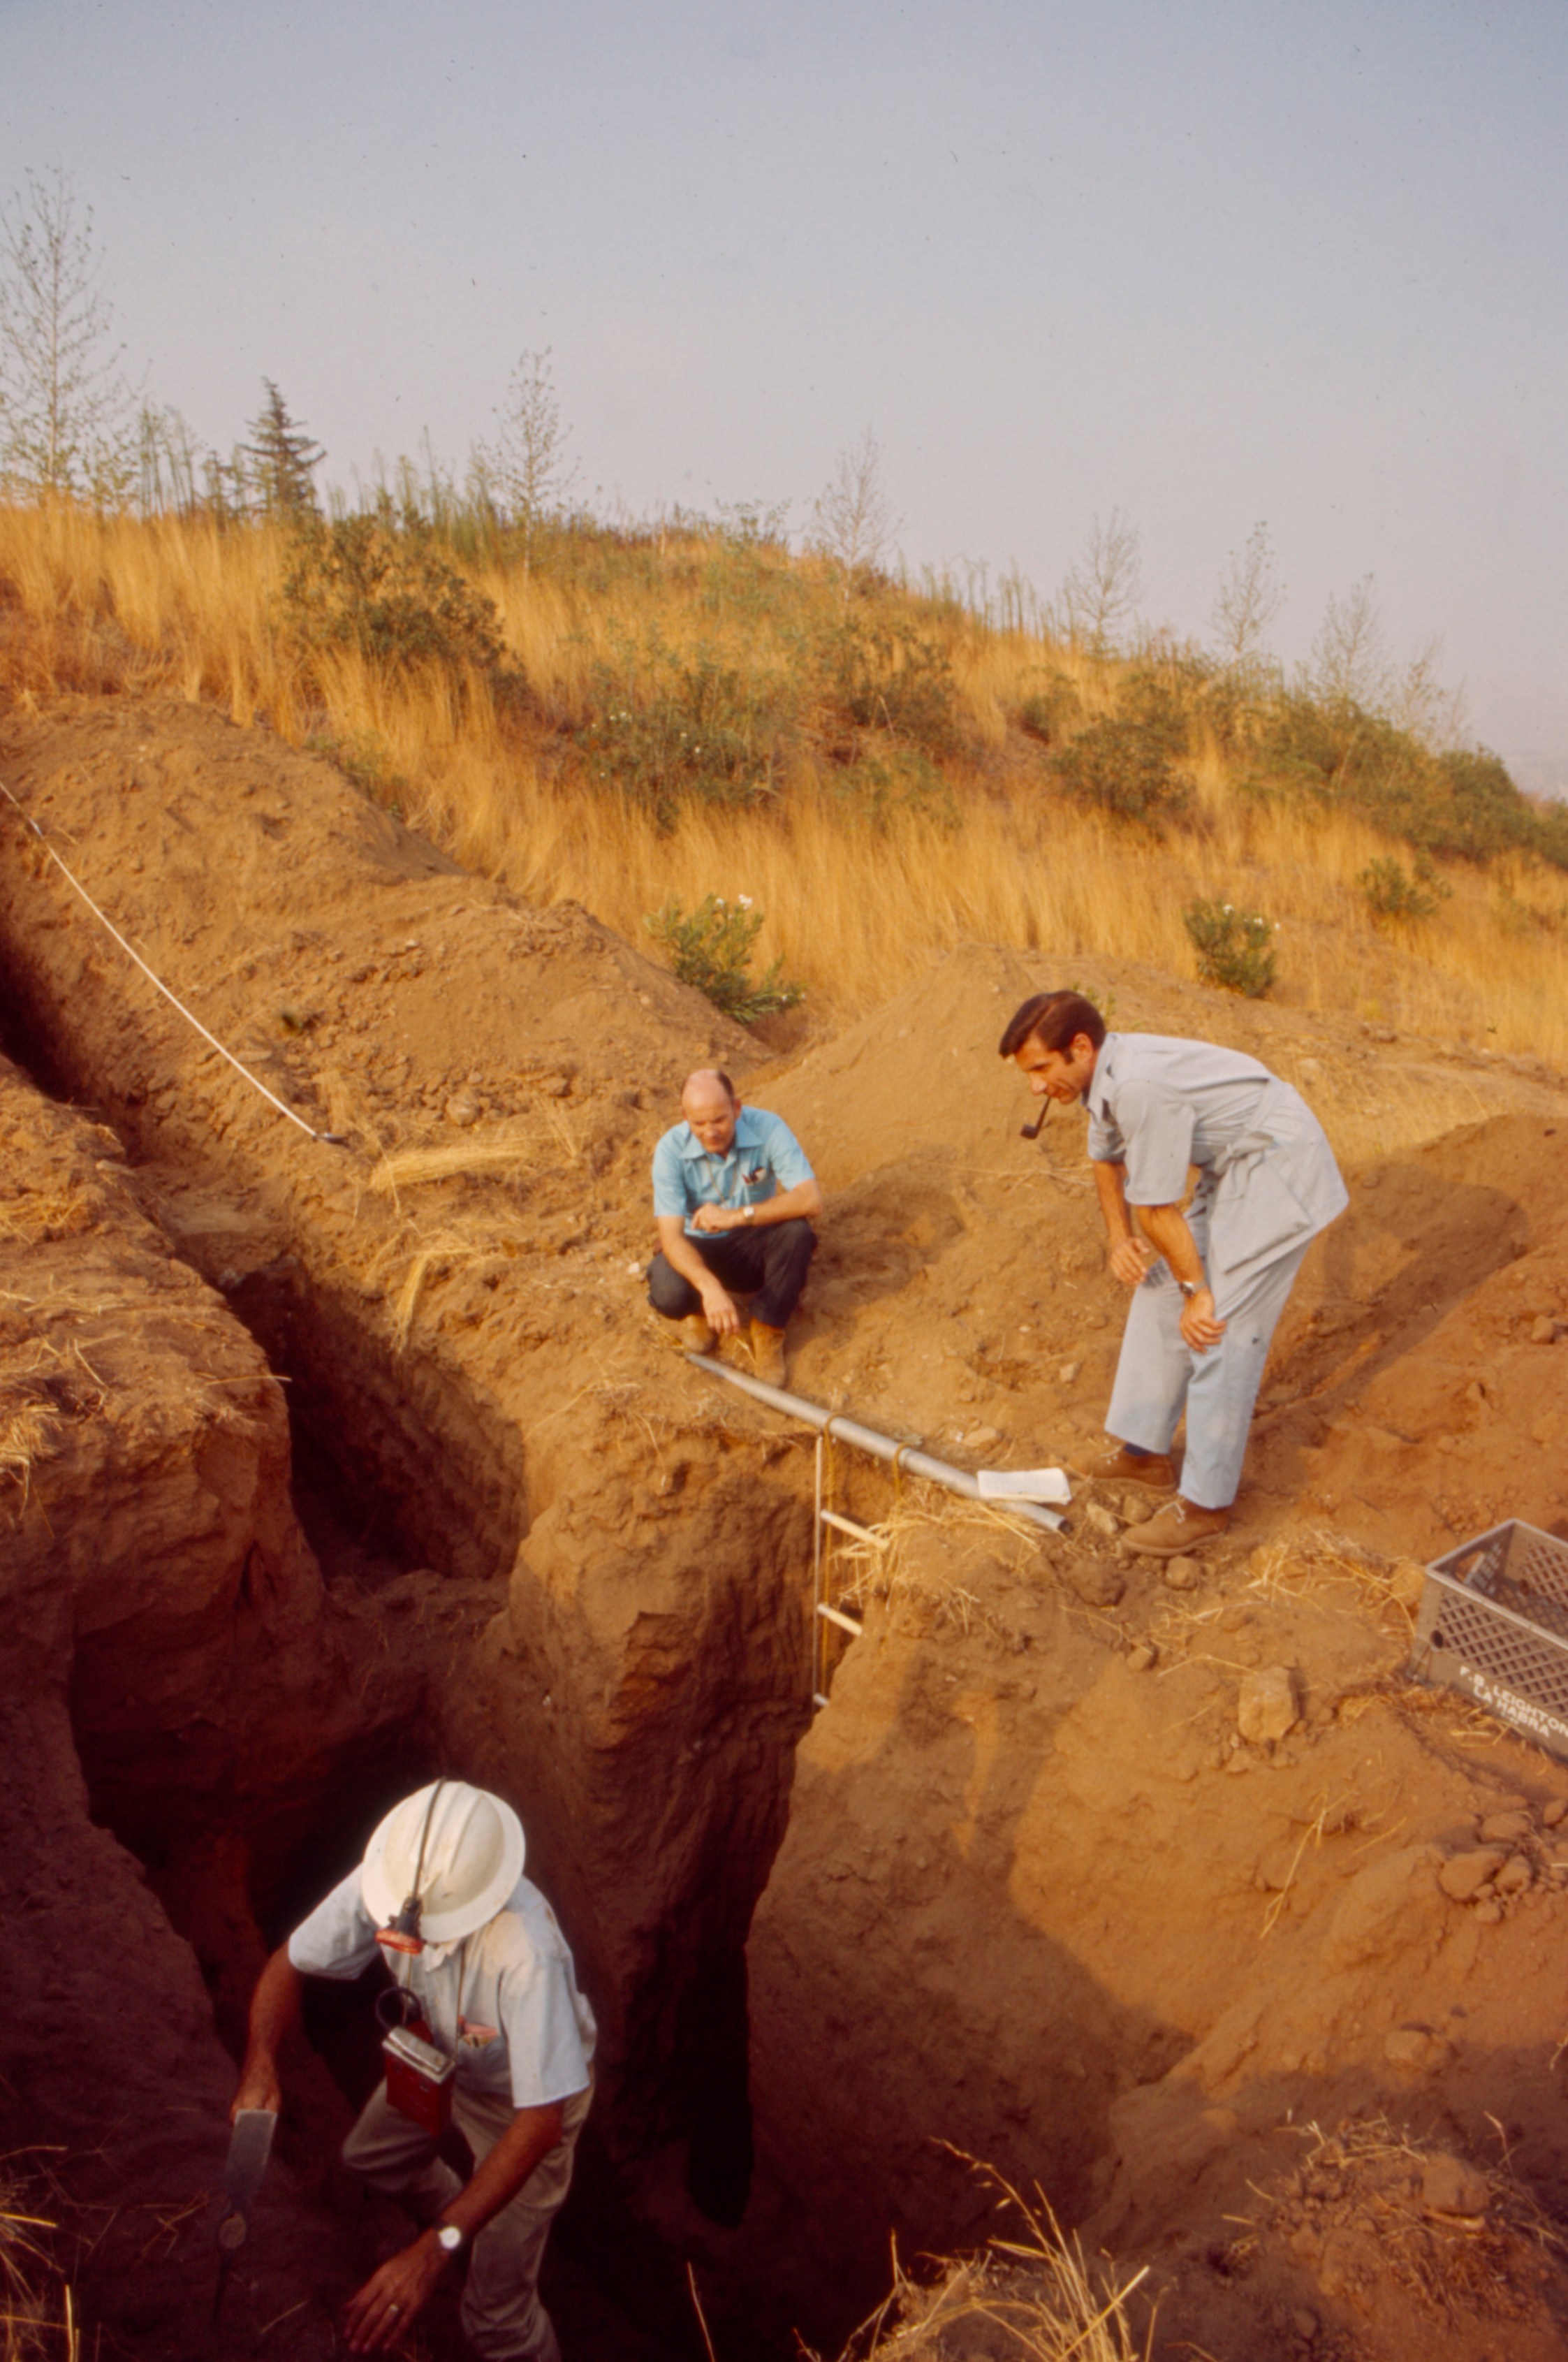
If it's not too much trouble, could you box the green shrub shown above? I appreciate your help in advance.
[1359,854,1449,922]
[824,614,964,754]
[1182,898,1278,997]
[830,745,957,830]
[1050,680,1192,833]
[578,632,796,829]
[284,511,508,677]
[644,894,805,1023]
[1016,670,1080,746]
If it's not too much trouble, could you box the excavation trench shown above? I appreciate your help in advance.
[0,1005,816,2357]
[15,701,1568,2362]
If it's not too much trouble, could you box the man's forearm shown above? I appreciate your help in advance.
[439,2100,565,2245]
[1135,1202,1206,1288]
[744,1178,821,1225]
[658,1223,722,1291]
[1092,1159,1134,1244]
[233,1944,304,2114]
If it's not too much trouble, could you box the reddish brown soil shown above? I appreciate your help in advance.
[3,692,1567,2361]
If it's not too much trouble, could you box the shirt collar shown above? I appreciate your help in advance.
[676,1107,761,1161]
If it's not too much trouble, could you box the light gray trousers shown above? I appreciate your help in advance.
[1105,1233,1311,1510]
[343,2078,592,2362]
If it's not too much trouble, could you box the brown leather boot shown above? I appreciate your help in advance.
[1069,1443,1177,1489]
[748,1320,788,1387]
[1122,1496,1231,1557]
[678,1313,717,1355]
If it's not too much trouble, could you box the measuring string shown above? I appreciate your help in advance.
[0,773,348,1148]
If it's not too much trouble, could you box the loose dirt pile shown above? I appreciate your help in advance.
[3,691,1567,2361]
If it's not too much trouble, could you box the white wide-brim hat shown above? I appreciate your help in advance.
[362,1780,525,1945]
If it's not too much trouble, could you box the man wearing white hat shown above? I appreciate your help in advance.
[233,1780,595,2361]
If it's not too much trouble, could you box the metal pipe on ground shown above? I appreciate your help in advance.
[687,1354,1068,1534]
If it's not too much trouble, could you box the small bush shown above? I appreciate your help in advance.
[1016,670,1080,746]
[831,745,957,831]
[578,632,796,829]
[283,511,508,678]
[824,613,964,755]
[644,894,805,1023]
[1183,898,1278,997]
[1360,854,1449,923]
[1050,677,1192,833]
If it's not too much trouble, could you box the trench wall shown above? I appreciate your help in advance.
[0,697,816,2195]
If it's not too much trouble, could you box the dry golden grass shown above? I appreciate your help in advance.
[0,2166,77,2361]
[812,2157,1150,2361]
[0,1185,96,1245]
[5,505,1568,1082]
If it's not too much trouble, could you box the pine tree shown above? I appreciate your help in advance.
[241,380,323,517]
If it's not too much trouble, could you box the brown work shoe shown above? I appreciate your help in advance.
[679,1313,717,1355]
[748,1320,788,1387]
[1069,1444,1177,1490]
[1122,1497,1231,1557]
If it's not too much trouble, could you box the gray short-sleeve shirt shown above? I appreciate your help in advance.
[288,1869,596,2109]
[1085,1033,1277,1204]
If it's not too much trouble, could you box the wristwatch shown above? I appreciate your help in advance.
[1178,1280,1204,1299]
[742,1204,756,1223]
[435,2223,464,2257]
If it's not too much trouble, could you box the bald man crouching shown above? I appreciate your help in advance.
[647,1069,822,1386]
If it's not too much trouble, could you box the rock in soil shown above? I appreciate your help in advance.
[1237,1663,1299,1743]
[1438,1848,1504,1900]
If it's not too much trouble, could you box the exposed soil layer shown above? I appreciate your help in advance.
[0,697,815,2190]
[0,1046,425,2355]
[3,693,1568,2361]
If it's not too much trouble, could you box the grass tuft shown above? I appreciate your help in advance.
[812,2154,1150,2361]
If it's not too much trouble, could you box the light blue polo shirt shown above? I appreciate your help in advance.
[652,1105,814,1237]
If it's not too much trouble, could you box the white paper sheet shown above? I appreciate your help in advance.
[976,1466,1072,1505]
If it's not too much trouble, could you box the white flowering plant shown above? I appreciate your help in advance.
[1182,897,1278,998]
[644,894,805,1023]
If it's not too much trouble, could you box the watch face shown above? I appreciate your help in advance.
[437,2225,462,2252]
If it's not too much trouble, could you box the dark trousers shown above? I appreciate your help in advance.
[647,1219,816,1330]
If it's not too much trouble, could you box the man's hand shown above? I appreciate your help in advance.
[344,2234,446,2355]
[690,1203,739,1234]
[1108,1235,1152,1288]
[701,1283,742,1335]
[230,2057,282,2121]
[1180,1287,1227,1354]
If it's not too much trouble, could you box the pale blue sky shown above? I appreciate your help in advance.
[3,0,1564,775]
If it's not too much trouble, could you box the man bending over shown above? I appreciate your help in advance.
[233,1780,593,2361]
[648,1067,822,1386]
[1001,991,1347,1555]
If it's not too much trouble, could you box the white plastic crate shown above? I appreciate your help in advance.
[1411,1520,1568,1760]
